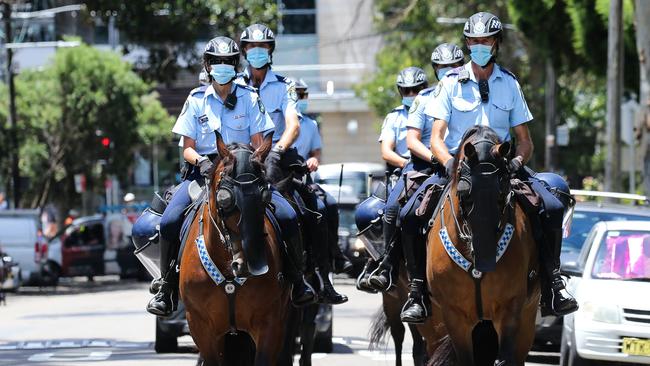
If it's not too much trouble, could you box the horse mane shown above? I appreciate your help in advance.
[451,125,502,185]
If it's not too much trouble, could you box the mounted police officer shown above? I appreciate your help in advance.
[237,24,347,304]
[145,36,315,316]
[356,67,428,292]
[289,77,353,274]
[422,12,578,318]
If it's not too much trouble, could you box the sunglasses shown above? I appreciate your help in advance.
[297,91,309,99]
[399,86,425,95]
[205,55,238,66]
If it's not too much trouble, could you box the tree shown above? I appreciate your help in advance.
[83,0,279,83]
[0,42,173,210]
[635,0,650,195]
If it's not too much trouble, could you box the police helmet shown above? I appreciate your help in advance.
[203,36,240,67]
[463,12,503,39]
[355,195,385,236]
[199,70,209,86]
[396,67,428,88]
[431,43,465,66]
[535,172,573,209]
[240,24,276,52]
[285,77,308,91]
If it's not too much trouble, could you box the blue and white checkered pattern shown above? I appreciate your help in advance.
[439,228,472,271]
[195,235,248,287]
[495,223,514,261]
[196,235,226,286]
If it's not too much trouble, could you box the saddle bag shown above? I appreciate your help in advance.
[415,183,445,218]
[510,178,541,215]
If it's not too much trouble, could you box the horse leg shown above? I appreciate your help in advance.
[253,322,287,366]
[390,319,405,366]
[493,302,526,366]
[300,304,319,366]
[408,325,426,366]
[442,310,474,366]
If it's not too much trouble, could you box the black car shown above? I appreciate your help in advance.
[535,199,650,348]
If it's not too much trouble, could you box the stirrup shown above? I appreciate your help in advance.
[367,264,393,292]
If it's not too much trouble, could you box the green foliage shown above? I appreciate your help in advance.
[0,43,172,208]
[84,0,280,82]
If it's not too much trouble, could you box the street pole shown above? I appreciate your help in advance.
[605,0,623,196]
[3,2,20,208]
[545,58,557,171]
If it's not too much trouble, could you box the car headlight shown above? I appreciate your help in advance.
[581,301,621,324]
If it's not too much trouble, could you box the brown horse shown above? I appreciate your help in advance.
[180,134,291,366]
[425,126,540,366]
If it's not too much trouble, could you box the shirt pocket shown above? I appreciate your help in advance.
[222,118,251,144]
[491,98,514,129]
[451,96,480,113]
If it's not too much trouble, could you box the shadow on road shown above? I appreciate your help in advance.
[15,276,147,297]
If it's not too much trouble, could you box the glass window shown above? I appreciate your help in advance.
[591,230,650,280]
[283,0,315,9]
[563,210,650,251]
[278,0,316,35]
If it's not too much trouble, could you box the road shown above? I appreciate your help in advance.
[0,276,559,366]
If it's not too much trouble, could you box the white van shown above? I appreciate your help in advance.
[0,210,45,285]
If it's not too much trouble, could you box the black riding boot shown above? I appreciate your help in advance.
[147,238,179,316]
[400,231,430,324]
[368,205,399,291]
[540,229,578,316]
[368,241,400,291]
[356,258,379,293]
[324,200,353,274]
[283,233,317,307]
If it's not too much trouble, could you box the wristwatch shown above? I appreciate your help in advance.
[429,154,437,164]
[272,144,286,154]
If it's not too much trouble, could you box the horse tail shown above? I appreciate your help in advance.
[427,336,456,366]
[368,306,389,350]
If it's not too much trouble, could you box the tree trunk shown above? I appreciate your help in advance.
[605,0,623,196]
[636,0,650,196]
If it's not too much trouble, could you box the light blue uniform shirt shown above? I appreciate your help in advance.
[406,87,435,148]
[294,114,322,160]
[236,68,298,144]
[425,62,533,154]
[173,83,274,154]
[378,105,410,158]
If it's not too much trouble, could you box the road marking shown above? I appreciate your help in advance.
[28,351,112,362]
[0,340,148,351]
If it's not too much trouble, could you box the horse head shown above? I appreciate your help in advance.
[209,132,274,277]
[454,125,512,272]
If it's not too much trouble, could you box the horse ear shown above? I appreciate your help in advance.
[215,131,231,160]
[463,142,476,159]
[252,132,273,163]
[496,141,511,158]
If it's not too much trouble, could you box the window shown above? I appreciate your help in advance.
[278,0,316,35]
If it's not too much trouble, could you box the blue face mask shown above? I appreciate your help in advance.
[469,44,493,67]
[436,66,452,80]
[209,64,236,85]
[246,47,270,69]
[402,96,415,107]
[297,99,308,114]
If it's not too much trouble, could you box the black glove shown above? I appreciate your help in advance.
[508,157,523,175]
[444,157,456,178]
[197,157,214,178]
[264,150,285,184]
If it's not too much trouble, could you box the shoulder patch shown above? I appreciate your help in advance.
[499,66,518,80]
[409,98,420,114]
[258,99,266,114]
[288,84,298,102]
[180,100,189,116]
[190,85,208,96]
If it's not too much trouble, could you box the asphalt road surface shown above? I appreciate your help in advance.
[0,276,559,366]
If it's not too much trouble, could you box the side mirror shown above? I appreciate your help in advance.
[561,261,583,278]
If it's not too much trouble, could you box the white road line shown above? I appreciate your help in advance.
[28,351,112,362]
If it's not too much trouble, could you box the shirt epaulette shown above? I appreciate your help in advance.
[419,86,436,96]
[391,105,406,113]
[236,83,258,93]
[499,66,518,80]
[189,85,208,96]
[275,74,288,83]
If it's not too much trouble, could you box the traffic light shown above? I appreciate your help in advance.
[101,137,110,148]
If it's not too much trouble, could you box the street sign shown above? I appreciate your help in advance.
[556,125,570,146]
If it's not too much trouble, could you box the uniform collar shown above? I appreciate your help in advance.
[465,62,503,83]
[244,66,277,90]
[204,83,240,103]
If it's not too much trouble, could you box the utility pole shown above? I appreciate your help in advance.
[3,2,19,208]
[605,0,623,195]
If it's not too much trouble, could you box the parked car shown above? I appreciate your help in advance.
[45,214,147,284]
[535,197,650,348]
[560,220,650,365]
[0,210,48,285]
[312,162,385,202]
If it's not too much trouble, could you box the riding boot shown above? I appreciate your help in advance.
[282,233,317,307]
[315,265,348,304]
[147,238,179,316]
[331,241,353,274]
[356,258,379,294]
[400,231,430,324]
[368,205,399,291]
[540,228,578,316]
[368,241,400,292]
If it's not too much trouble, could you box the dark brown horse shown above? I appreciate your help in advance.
[180,134,291,366]
[425,126,540,366]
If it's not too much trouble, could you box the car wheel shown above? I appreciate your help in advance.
[155,318,178,353]
[312,321,333,353]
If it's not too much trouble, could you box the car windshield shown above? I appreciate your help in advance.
[316,172,367,198]
[563,210,650,251]
[591,230,650,281]
[338,207,356,233]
